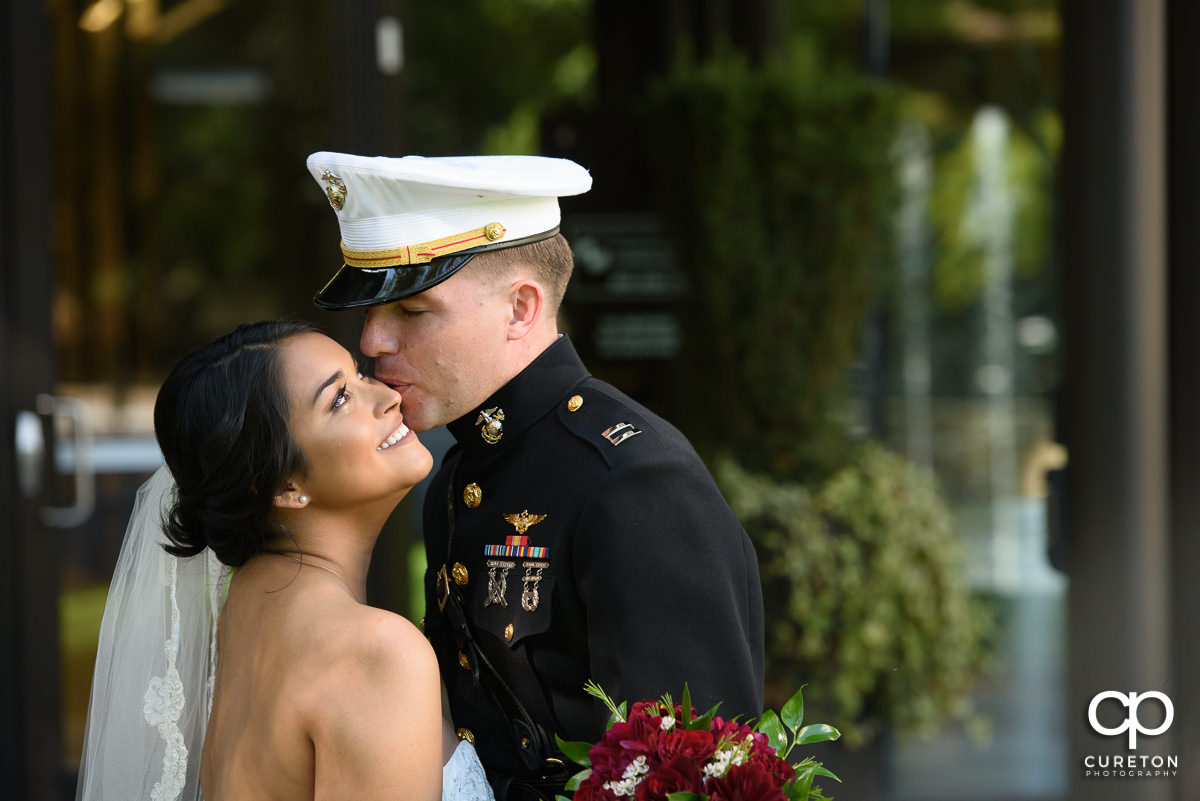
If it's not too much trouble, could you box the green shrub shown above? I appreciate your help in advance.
[718,443,994,748]
[644,56,901,480]
[641,54,993,749]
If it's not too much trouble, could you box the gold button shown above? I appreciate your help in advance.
[520,736,530,749]
[504,623,514,642]
[567,394,583,412]
[484,222,505,241]
[463,483,482,509]
[457,728,476,744]
[452,562,469,586]
[458,651,470,670]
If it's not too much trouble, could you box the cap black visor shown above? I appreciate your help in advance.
[313,228,559,311]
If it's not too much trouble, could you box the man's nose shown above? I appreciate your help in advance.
[360,307,397,357]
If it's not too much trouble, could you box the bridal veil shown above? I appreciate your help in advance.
[75,466,232,801]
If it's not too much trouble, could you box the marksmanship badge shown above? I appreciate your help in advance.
[485,559,514,607]
[521,561,548,612]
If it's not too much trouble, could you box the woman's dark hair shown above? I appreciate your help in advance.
[154,320,319,566]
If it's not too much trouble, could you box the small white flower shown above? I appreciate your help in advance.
[603,777,638,797]
[623,755,649,780]
[705,748,734,778]
[660,715,676,730]
[604,756,650,797]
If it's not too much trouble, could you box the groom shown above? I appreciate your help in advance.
[306,152,765,800]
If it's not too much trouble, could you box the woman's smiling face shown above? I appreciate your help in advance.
[280,331,432,510]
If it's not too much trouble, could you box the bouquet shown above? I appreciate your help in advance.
[554,682,840,801]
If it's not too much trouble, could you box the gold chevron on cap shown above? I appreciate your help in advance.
[340,222,507,269]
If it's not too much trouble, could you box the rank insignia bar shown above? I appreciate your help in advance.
[601,421,642,446]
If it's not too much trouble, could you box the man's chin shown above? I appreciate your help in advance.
[402,407,438,434]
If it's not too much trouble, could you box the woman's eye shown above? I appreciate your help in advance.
[332,384,350,411]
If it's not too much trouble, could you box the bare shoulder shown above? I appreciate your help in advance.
[339,606,436,676]
[300,602,437,693]
[299,605,444,799]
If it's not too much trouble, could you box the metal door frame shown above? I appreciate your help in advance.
[2,2,63,799]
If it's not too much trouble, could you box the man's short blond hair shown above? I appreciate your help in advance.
[468,233,575,314]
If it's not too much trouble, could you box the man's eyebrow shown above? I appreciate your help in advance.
[313,369,345,407]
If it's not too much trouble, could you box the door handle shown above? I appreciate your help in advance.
[38,393,96,528]
[14,408,45,498]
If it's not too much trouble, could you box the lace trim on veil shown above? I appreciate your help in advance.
[77,467,232,801]
[141,557,187,801]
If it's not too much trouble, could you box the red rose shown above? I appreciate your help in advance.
[590,716,655,778]
[588,732,626,780]
[672,703,697,722]
[573,780,616,801]
[710,716,756,743]
[618,710,664,757]
[657,728,718,764]
[706,762,787,801]
[631,699,669,719]
[634,756,706,801]
[749,750,796,786]
[747,731,776,757]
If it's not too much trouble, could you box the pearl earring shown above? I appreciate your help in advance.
[299,495,309,504]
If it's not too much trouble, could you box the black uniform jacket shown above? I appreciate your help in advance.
[422,336,765,782]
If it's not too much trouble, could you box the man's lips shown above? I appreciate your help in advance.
[377,377,411,394]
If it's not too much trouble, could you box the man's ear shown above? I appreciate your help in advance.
[507,279,546,340]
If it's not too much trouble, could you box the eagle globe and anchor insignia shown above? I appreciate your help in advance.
[475,407,505,444]
[320,170,347,210]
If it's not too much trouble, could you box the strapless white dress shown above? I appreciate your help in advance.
[443,740,495,801]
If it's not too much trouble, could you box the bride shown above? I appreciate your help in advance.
[76,320,494,801]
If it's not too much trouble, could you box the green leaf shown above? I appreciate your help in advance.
[788,769,814,801]
[564,768,592,791]
[680,684,693,727]
[813,765,842,782]
[690,702,721,731]
[796,723,840,745]
[756,709,787,752]
[555,735,593,767]
[584,680,626,724]
[780,686,806,732]
[555,796,572,801]
[665,793,707,801]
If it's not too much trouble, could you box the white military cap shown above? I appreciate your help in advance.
[306,152,592,309]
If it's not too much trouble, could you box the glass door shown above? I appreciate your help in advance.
[44,1,378,791]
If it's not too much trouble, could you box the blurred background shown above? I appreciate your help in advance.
[3,1,1198,800]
